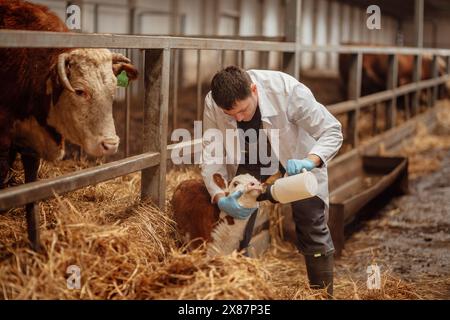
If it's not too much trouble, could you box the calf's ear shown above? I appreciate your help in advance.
[212,173,227,191]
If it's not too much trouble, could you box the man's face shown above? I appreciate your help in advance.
[223,83,258,122]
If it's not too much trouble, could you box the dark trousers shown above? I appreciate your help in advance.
[291,196,335,256]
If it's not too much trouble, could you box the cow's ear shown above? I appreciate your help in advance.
[212,173,227,191]
[113,63,139,81]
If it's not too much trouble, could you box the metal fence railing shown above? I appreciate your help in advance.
[1,29,449,212]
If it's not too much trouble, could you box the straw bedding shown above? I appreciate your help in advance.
[0,102,449,300]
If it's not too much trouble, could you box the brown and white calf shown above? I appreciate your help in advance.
[172,173,270,256]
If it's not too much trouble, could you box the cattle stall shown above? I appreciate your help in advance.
[0,0,450,300]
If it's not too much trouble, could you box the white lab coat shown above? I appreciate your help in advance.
[200,69,343,208]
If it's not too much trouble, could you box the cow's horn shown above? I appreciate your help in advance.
[57,53,75,92]
[112,53,131,64]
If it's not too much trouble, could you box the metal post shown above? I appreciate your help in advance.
[260,51,269,69]
[429,55,439,107]
[220,50,226,69]
[170,0,180,35]
[412,54,422,116]
[447,56,450,75]
[346,53,362,148]
[386,54,398,129]
[218,50,223,70]
[411,0,424,116]
[141,49,171,208]
[172,49,180,130]
[128,1,135,34]
[125,49,131,157]
[196,50,203,121]
[93,3,99,33]
[237,50,244,68]
[414,0,424,49]
[283,0,301,79]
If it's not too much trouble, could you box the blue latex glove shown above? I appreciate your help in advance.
[217,190,257,219]
[286,158,316,176]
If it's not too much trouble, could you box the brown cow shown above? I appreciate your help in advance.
[0,0,138,251]
[172,173,267,256]
[339,47,449,102]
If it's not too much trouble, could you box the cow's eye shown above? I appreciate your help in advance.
[233,182,239,187]
[75,89,85,96]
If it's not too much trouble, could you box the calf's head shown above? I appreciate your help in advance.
[47,49,138,157]
[213,173,263,209]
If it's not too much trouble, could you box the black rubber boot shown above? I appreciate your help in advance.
[305,252,334,299]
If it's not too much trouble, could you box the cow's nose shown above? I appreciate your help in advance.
[101,138,119,154]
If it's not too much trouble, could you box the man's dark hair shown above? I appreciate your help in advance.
[210,65,253,110]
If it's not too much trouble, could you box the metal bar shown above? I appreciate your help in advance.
[196,50,203,120]
[93,3,99,33]
[327,75,450,115]
[141,49,171,208]
[124,48,131,157]
[172,49,180,130]
[236,50,243,68]
[3,30,450,55]
[170,0,180,35]
[220,50,226,69]
[412,54,422,116]
[283,0,302,79]
[346,53,362,148]
[372,103,378,135]
[447,56,450,74]
[386,54,398,129]
[0,152,160,211]
[327,100,358,115]
[430,55,439,107]
[235,0,241,36]
[260,51,269,69]
[0,30,295,51]
[128,4,135,34]
[415,0,424,48]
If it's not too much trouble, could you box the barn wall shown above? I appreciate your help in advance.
[31,0,401,80]
[402,18,450,49]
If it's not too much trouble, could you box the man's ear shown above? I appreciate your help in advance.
[251,83,257,94]
[213,173,227,191]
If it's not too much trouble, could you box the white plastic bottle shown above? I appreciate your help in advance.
[270,169,318,204]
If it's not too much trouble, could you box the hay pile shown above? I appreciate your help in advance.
[0,159,429,300]
[4,102,450,300]
[379,100,450,178]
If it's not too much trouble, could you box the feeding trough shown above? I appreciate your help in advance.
[328,152,409,256]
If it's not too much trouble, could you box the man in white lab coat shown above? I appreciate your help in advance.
[201,66,343,297]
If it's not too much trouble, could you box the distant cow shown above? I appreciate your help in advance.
[0,0,138,251]
[172,173,267,256]
[339,48,450,103]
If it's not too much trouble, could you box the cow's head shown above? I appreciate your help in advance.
[213,173,263,209]
[47,49,138,157]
